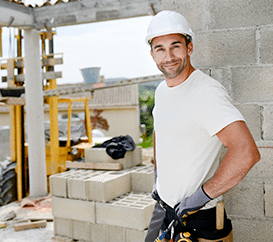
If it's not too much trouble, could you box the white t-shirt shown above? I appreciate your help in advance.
[153,69,245,208]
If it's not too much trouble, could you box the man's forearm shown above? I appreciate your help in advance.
[203,147,259,198]
[203,122,260,199]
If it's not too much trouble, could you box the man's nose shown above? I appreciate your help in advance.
[164,49,175,61]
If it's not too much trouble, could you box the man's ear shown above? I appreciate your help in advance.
[150,49,155,60]
[188,41,193,56]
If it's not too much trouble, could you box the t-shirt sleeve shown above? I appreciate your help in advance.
[194,84,245,137]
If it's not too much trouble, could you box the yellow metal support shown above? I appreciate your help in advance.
[85,98,93,144]
[0,28,2,57]
[47,80,59,175]
[9,106,16,162]
[66,100,72,148]
[15,105,23,200]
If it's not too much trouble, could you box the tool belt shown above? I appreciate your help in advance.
[159,200,233,242]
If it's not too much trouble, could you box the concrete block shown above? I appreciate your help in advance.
[245,147,273,179]
[130,165,154,193]
[85,171,131,202]
[231,66,273,103]
[210,68,232,95]
[265,182,273,217]
[68,170,105,200]
[132,146,142,166]
[71,220,90,241]
[259,25,273,64]
[96,192,155,230]
[126,228,147,242]
[50,170,86,198]
[261,104,273,140]
[89,223,106,242]
[230,216,273,242]
[106,225,125,242]
[85,147,140,169]
[164,0,273,30]
[235,104,261,141]
[54,217,72,238]
[52,197,95,223]
[192,29,256,68]
[207,0,273,29]
[162,0,209,31]
[223,180,264,217]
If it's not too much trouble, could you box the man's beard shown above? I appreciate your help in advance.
[157,58,187,79]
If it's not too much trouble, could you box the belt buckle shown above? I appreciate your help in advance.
[159,200,166,211]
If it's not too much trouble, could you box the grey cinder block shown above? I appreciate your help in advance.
[265,182,273,217]
[223,180,264,218]
[85,171,131,202]
[96,192,155,230]
[52,197,95,223]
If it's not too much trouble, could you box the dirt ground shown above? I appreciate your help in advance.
[0,199,54,242]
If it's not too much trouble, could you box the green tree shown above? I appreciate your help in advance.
[139,95,155,138]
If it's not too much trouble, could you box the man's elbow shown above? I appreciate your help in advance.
[248,146,261,168]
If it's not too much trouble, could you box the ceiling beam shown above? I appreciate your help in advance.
[33,0,162,29]
[0,0,34,28]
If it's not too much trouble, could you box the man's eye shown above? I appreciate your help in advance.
[156,48,164,52]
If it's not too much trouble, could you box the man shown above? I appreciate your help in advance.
[145,10,260,242]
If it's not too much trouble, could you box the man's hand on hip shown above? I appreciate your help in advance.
[174,186,212,223]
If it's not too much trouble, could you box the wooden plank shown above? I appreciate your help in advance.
[52,236,74,242]
[4,97,25,106]
[42,71,62,80]
[66,161,122,170]
[15,60,24,68]
[0,97,25,106]
[42,57,63,66]
[14,220,47,231]
[15,74,25,82]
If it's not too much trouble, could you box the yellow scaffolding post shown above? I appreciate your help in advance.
[15,105,23,200]
[0,28,2,57]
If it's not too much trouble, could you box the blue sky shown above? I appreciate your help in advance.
[0,3,160,86]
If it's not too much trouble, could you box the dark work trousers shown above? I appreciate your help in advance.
[145,202,166,242]
[145,200,232,242]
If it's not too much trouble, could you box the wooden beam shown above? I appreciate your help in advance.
[14,220,47,231]
[0,97,25,106]
[33,0,162,29]
[42,57,63,66]
[43,71,62,80]
[66,161,122,170]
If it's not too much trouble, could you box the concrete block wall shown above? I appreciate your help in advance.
[51,164,154,242]
[162,0,273,240]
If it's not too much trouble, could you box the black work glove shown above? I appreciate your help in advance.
[151,168,160,202]
[174,186,212,224]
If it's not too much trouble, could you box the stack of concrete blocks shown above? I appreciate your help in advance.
[162,0,273,240]
[50,146,155,242]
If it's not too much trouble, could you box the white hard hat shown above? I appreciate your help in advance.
[145,10,194,45]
